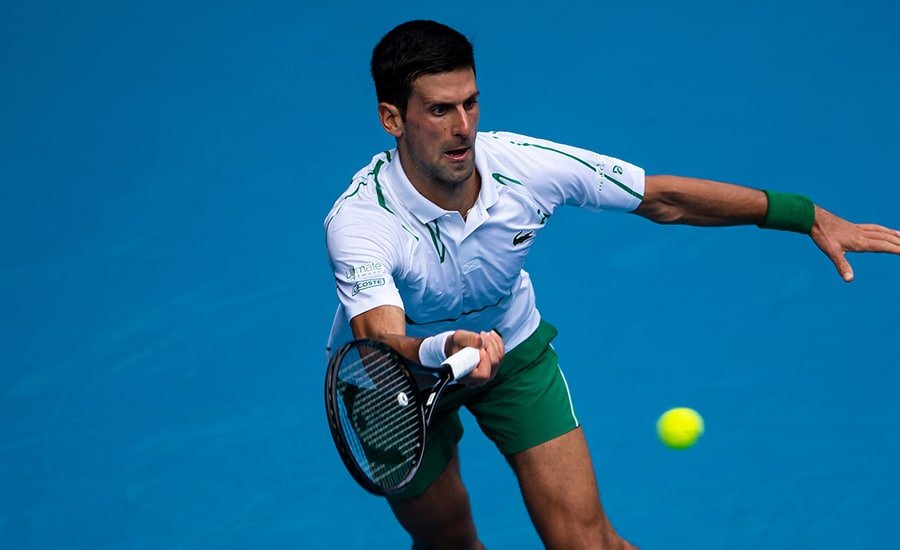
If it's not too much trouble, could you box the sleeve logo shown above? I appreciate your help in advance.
[346,262,384,281]
[352,278,386,296]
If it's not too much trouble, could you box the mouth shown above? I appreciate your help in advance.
[443,146,471,161]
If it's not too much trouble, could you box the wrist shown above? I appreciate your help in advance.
[418,331,454,367]
[758,190,815,234]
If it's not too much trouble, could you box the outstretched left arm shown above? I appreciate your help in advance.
[633,175,900,282]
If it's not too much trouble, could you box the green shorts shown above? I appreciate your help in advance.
[389,319,579,501]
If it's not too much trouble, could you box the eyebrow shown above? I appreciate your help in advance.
[423,91,480,107]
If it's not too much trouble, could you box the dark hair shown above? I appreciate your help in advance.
[370,20,475,118]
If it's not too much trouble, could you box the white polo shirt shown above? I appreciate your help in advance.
[324,131,645,355]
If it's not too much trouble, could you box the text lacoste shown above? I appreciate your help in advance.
[352,278,385,296]
[346,262,384,281]
[513,230,534,246]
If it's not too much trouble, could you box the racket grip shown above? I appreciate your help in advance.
[442,346,481,380]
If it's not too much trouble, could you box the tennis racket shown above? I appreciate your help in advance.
[324,338,480,496]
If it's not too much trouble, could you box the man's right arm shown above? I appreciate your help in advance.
[326,200,503,383]
[349,304,421,362]
[349,305,505,387]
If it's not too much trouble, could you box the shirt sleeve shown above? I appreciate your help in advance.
[492,132,645,214]
[324,212,405,321]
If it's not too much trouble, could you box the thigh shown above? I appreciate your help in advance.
[466,332,579,456]
[388,451,484,549]
[508,428,636,549]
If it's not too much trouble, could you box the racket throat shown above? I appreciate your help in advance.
[422,383,448,426]
[422,391,438,425]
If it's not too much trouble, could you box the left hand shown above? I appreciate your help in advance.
[447,329,505,387]
[810,206,900,282]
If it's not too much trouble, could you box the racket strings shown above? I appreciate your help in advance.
[338,351,420,415]
[338,382,419,487]
[340,351,414,398]
[336,346,423,489]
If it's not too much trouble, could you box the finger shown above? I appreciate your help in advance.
[828,248,854,282]
[452,330,483,354]
[476,347,492,374]
[480,331,494,356]
[470,338,498,385]
[487,329,504,346]
[488,331,505,362]
[860,230,900,253]
[481,331,503,364]
[860,227,900,240]
[857,223,900,236]
[813,229,854,282]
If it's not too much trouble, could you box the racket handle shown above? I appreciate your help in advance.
[442,346,481,380]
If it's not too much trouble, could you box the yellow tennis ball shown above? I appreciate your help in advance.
[657,407,704,449]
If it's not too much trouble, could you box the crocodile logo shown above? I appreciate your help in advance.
[513,230,534,246]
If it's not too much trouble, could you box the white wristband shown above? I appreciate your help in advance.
[418,331,454,367]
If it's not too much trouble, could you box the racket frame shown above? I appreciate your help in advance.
[324,338,474,496]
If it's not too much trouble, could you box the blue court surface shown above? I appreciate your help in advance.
[2,1,899,548]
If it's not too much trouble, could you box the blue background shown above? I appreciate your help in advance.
[2,0,899,548]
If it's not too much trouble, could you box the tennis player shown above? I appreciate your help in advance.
[323,20,900,549]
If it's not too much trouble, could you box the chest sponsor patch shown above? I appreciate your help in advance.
[352,277,386,296]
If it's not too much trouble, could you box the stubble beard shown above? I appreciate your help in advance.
[424,151,476,191]
[400,139,477,195]
[435,162,474,190]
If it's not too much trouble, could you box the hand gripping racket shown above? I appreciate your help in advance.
[324,338,480,496]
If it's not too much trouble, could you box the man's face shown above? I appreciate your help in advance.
[396,68,479,190]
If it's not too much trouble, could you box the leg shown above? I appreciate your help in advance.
[507,428,637,550]
[388,450,485,550]
[464,321,634,547]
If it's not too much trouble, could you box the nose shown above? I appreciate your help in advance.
[451,105,472,137]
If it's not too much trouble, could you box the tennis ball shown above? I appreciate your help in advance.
[657,407,704,449]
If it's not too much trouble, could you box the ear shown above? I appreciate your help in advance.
[377,102,404,138]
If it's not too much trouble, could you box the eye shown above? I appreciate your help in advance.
[431,105,447,116]
[464,98,478,110]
